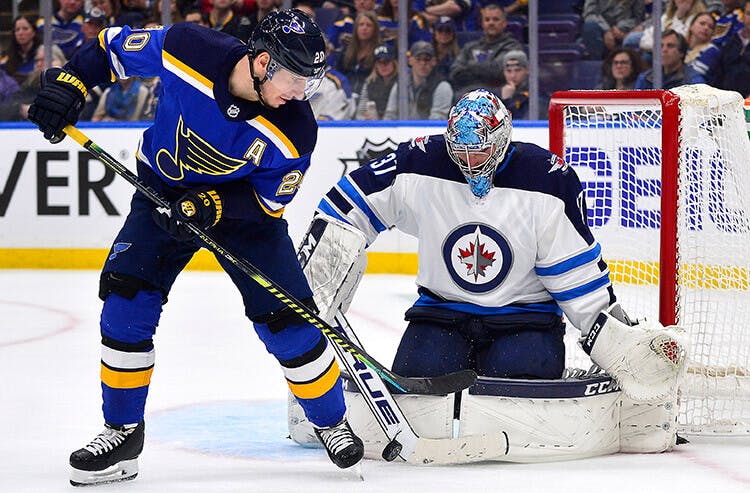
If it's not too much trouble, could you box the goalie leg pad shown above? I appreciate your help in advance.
[461,373,621,462]
[619,390,679,453]
[288,382,454,460]
[297,215,367,323]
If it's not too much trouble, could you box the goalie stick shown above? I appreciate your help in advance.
[331,311,509,464]
[62,125,475,396]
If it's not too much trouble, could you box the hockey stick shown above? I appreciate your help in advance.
[330,311,510,464]
[62,125,475,395]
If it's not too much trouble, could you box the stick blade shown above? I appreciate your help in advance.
[408,432,509,465]
[393,369,478,395]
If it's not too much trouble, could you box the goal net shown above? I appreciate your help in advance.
[548,85,750,435]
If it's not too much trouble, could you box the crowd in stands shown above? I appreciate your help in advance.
[2,0,750,123]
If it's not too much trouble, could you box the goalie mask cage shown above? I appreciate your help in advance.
[549,85,750,435]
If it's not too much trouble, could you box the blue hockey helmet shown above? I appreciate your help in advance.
[248,9,326,100]
[445,89,512,198]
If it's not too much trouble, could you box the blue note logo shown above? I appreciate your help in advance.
[442,224,513,293]
[109,242,131,261]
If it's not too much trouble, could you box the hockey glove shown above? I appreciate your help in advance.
[580,303,689,402]
[152,188,223,241]
[28,67,87,143]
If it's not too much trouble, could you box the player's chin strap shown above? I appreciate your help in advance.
[247,52,269,108]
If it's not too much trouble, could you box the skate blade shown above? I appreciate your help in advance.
[69,458,138,486]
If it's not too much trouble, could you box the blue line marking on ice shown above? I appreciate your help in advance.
[147,400,321,460]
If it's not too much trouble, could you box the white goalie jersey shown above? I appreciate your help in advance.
[317,134,615,332]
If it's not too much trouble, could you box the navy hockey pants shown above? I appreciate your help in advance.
[392,307,566,379]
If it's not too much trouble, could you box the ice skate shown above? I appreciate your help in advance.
[314,418,364,469]
[69,421,144,486]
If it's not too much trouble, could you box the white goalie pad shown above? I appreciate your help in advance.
[289,369,678,463]
[297,214,368,324]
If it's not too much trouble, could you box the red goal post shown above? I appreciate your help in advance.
[548,86,750,435]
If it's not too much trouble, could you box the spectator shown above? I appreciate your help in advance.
[639,0,706,53]
[384,41,453,120]
[92,77,151,121]
[432,16,460,80]
[356,44,398,119]
[449,3,523,96]
[685,11,716,63]
[1,16,41,84]
[310,70,356,120]
[184,8,211,26]
[597,47,644,89]
[91,0,141,28]
[0,45,66,122]
[335,11,381,95]
[495,49,547,119]
[417,0,475,31]
[207,0,253,41]
[378,0,432,47]
[151,0,185,25]
[582,0,645,60]
[80,8,109,45]
[708,0,750,97]
[121,0,152,25]
[496,0,528,15]
[688,0,744,81]
[247,0,279,34]
[635,29,698,88]
[327,0,378,50]
[36,0,85,59]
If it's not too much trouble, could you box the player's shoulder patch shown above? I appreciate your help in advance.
[547,153,570,175]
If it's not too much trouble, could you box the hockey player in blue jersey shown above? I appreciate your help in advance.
[314,89,687,401]
[27,9,364,485]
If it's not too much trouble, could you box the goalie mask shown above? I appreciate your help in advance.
[248,9,326,102]
[445,89,512,198]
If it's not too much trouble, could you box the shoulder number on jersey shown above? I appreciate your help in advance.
[368,151,397,176]
[277,170,303,196]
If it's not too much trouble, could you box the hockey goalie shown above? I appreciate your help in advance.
[289,90,689,463]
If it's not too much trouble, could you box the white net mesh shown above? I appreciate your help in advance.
[551,85,750,435]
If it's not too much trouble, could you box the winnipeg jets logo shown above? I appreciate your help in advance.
[548,154,569,174]
[227,104,240,118]
[282,19,305,34]
[457,227,496,281]
[443,224,513,293]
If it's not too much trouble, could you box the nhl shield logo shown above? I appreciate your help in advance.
[442,224,513,293]
[339,137,399,175]
[227,104,240,118]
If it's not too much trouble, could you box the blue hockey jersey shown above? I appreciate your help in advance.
[68,23,318,218]
[318,135,616,333]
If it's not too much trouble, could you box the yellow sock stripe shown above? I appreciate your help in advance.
[100,364,154,389]
[287,360,341,399]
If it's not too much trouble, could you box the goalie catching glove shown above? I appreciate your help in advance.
[580,303,689,401]
[28,67,87,143]
[152,188,223,241]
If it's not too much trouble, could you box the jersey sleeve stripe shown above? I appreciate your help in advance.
[317,199,350,224]
[100,27,126,80]
[97,29,117,82]
[248,116,299,159]
[535,243,602,277]
[337,177,387,232]
[253,190,284,217]
[162,50,214,98]
[548,273,611,302]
